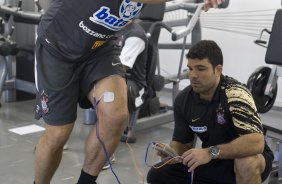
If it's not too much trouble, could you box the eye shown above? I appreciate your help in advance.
[198,68,206,71]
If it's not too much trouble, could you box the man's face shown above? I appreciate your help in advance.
[187,58,222,95]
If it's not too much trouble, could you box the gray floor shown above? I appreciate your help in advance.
[0,98,174,184]
[0,94,282,184]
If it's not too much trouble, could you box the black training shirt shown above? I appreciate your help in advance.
[173,75,263,148]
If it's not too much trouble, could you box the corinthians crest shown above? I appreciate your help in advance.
[216,104,226,125]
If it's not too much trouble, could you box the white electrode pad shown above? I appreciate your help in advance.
[103,92,114,103]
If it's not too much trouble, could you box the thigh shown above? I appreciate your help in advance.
[235,154,267,181]
[88,75,127,109]
[34,41,79,125]
[79,51,125,109]
[195,160,235,184]
[147,163,191,184]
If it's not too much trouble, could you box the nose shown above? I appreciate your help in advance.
[188,70,197,79]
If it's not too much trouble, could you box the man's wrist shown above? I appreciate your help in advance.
[209,146,220,159]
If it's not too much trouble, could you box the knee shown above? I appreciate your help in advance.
[99,105,128,125]
[147,167,162,184]
[41,125,73,150]
[234,156,261,178]
[97,93,128,126]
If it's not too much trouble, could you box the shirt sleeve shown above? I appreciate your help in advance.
[172,90,195,144]
[119,37,145,69]
[226,85,263,135]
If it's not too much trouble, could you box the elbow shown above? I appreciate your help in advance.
[256,135,265,154]
[257,144,264,154]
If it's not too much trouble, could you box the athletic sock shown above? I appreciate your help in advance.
[77,169,97,184]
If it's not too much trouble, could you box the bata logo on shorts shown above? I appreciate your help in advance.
[90,0,143,31]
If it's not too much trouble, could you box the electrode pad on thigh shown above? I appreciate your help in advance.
[103,92,114,103]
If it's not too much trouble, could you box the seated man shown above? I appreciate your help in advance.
[147,40,274,184]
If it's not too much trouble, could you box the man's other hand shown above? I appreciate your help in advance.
[204,0,224,11]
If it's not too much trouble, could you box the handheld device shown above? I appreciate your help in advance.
[152,142,179,158]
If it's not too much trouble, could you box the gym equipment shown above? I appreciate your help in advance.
[247,9,282,113]
[84,0,230,139]
[132,0,230,132]
[246,9,282,184]
[247,66,278,113]
[0,1,42,105]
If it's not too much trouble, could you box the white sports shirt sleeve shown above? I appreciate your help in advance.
[119,37,145,69]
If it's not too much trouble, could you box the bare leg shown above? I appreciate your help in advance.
[35,123,74,184]
[83,75,128,175]
[234,154,266,184]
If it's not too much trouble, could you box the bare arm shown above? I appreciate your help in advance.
[203,0,225,11]
[131,0,224,11]
[181,133,264,172]
[170,140,193,155]
[217,133,264,159]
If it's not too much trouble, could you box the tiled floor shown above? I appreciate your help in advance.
[0,93,282,184]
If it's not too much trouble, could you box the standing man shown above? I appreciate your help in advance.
[147,40,274,184]
[33,0,222,184]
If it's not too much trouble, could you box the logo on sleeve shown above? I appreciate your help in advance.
[90,0,143,31]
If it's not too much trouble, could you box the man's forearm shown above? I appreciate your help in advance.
[170,141,193,155]
[217,133,264,159]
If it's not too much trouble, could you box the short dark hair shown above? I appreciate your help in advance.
[186,40,223,68]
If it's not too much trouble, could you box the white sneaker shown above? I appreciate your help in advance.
[102,154,116,170]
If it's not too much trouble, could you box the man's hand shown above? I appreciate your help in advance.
[204,0,224,12]
[153,143,182,164]
[159,155,182,164]
[181,148,212,172]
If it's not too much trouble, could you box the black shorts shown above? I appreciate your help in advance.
[34,40,125,125]
[147,151,273,184]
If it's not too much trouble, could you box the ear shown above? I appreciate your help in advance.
[215,65,223,76]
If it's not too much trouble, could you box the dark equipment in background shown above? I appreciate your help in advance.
[0,0,43,106]
[247,9,282,113]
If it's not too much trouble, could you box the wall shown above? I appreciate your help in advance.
[158,0,282,106]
